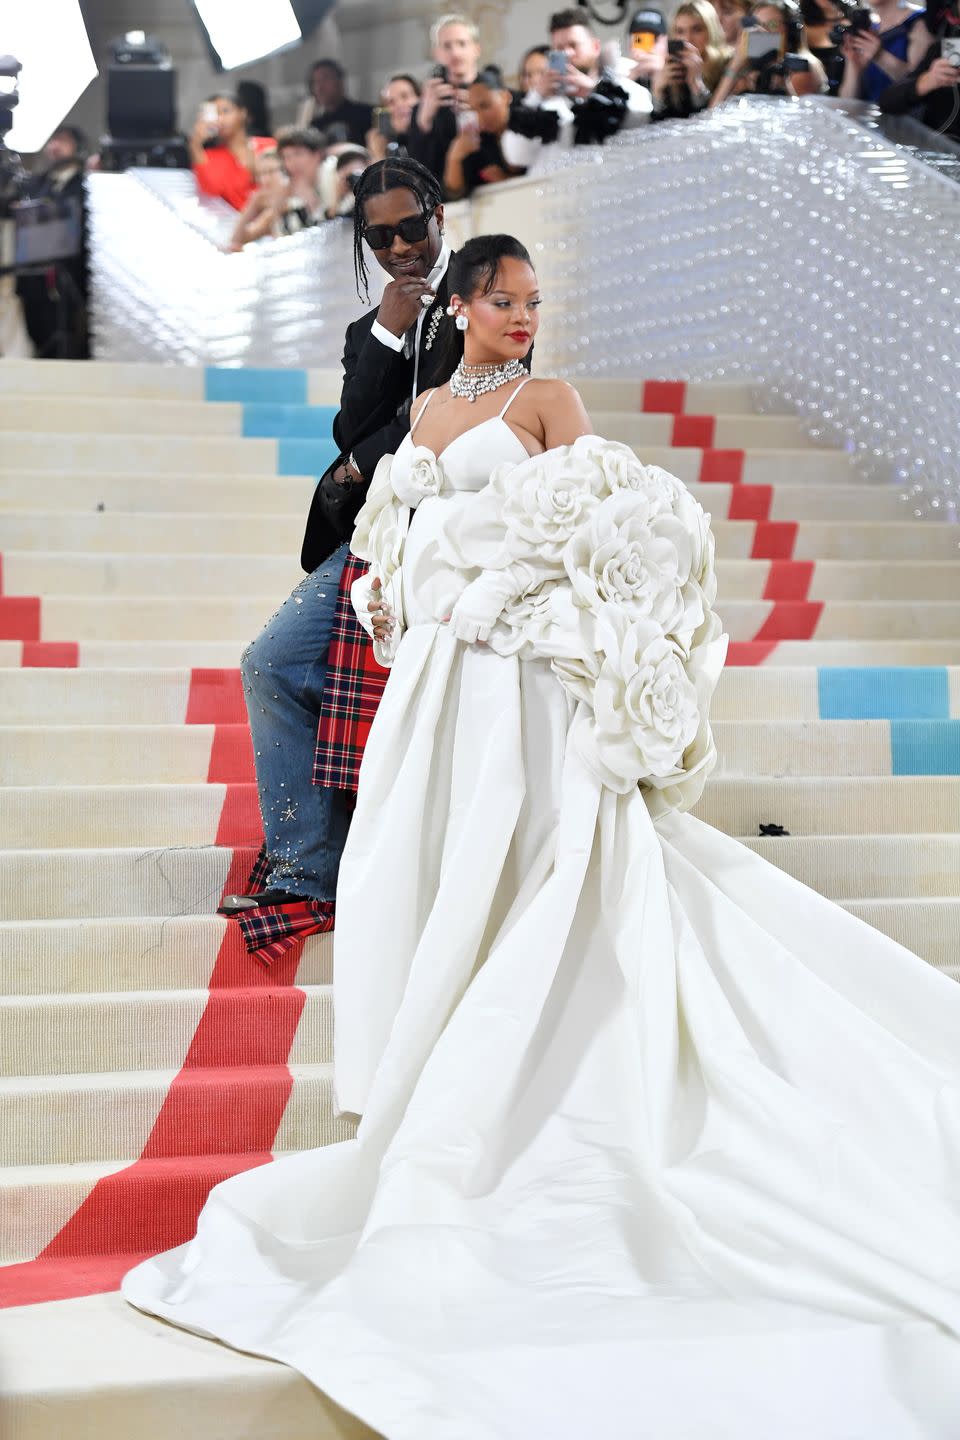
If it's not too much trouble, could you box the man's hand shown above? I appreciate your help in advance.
[331,457,364,489]
[376,277,437,338]
[417,76,458,131]
[563,61,598,98]
[917,56,960,95]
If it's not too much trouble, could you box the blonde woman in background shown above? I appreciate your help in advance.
[652,0,732,118]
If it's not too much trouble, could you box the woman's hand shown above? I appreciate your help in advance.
[448,126,481,160]
[917,56,960,96]
[368,577,395,645]
[653,55,685,98]
[366,127,389,161]
[842,28,881,71]
[679,40,705,89]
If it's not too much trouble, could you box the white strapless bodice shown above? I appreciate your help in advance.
[391,419,534,629]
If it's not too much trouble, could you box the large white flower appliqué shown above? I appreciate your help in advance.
[497,449,605,563]
[392,446,445,508]
[575,608,701,795]
[564,490,702,638]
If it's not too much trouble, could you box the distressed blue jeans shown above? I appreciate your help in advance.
[240,542,351,902]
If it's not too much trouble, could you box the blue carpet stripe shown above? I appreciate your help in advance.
[205,367,308,404]
[818,667,949,720]
[278,437,339,475]
[891,720,960,775]
[242,404,339,439]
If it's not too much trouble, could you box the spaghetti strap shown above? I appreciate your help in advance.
[498,377,532,421]
[410,389,437,438]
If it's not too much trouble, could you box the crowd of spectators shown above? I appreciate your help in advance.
[182,0,960,247]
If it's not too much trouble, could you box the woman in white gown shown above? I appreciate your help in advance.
[124,236,960,1439]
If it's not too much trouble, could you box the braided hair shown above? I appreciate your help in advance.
[352,156,444,300]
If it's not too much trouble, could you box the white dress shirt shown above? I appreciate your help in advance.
[370,242,452,401]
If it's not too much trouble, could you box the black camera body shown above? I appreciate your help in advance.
[829,4,874,47]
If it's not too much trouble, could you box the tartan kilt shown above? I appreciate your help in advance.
[313,550,390,792]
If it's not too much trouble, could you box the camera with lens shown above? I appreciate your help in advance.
[829,1,874,47]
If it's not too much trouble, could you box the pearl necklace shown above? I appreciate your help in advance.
[449,357,527,404]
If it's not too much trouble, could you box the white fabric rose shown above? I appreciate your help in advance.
[575,608,701,795]
[497,449,605,565]
[644,610,727,818]
[392,446,444,508]
[570,436,653,497]
[563,490,702,640]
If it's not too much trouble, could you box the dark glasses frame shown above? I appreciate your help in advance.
[362,213,432,251]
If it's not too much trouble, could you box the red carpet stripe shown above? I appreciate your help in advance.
[752,600,824,642]
[727,484,773,522]
[750,521,798,561]
[0,595,41,641]
[726,641,780,665]
[186,667,246,724]
[2,844,306,1309]
[642,380,686,414]
[215,783,263,846]
[207,724,256,783]
[21,641,79,667]
[762,561,815,603]
[672,414,715,448]
[699,450,744,484]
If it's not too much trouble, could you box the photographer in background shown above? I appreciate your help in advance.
[406,14,482,185]
[878,27,960,136]
[191,93,275,210]
[538,7,653,120]
[15,125,89,358]
[443,67,526,197]
[367,75,421,160]
[711,0,828,102]
[276,125,326,221]
[298,59,372,146]
[519,45,552,93]
[838,0,930,101]
[652,0,732,117]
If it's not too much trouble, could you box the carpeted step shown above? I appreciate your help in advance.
[714,719,960,777]
[0,1062,346,1167]
[5,666,958,727]
[0,1291,375,1440]
[12,594,960,644]
[0,433,290,476]
[8,718,957,787]
[639,445,857,485]
[595,410,810,448]
[693,776,960,836]
[741,833,960,898]
[717,600,960,642]
[0,477,314,519]
[0,358,346,405]
[4,776,958,849]
[0,917,332,995]
[5,513,955,564]
[0,985,334,1077]
[0,845,242,921]
[690,482,915,523]
[0,397,245,436]
[6,553,957,602]
[841,899,960,978]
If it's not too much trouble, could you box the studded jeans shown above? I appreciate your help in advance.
[240,543,352,902]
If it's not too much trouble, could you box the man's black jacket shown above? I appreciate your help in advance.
[300,269,454,573]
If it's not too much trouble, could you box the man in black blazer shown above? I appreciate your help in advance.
[224,157,454,921]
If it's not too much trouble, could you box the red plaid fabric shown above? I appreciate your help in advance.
[244,845,272,894]
[313,551,390,792]
[238,898,335,966]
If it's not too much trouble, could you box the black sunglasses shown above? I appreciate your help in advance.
[362,214,431,250]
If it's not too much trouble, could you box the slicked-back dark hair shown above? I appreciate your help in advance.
[352,156,444,300]
[433,233,535,385]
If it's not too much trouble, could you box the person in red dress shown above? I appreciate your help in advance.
[189,92,275,210]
